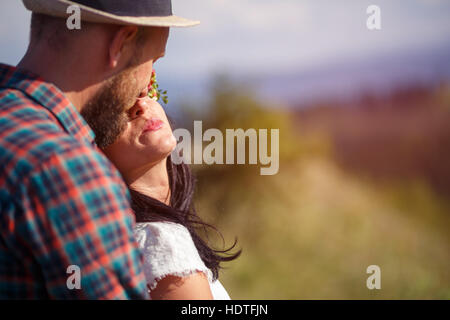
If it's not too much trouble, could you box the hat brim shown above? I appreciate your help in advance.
[23,0,200,27]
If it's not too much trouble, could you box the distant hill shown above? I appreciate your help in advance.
[160,42,450,112]
[253,42,450,106]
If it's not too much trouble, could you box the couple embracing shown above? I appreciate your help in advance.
[0,0,240,299]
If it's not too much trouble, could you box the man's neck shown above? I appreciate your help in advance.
[16,47,102,112]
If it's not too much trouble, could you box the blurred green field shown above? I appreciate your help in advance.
[196,157,450,299]
[183,78,450,299]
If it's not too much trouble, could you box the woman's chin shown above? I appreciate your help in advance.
[140,132,177,160]
[139,128,175,146]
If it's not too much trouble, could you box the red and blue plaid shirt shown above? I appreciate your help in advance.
[0,64,149,299]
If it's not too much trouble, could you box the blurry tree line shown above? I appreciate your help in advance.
[295,81,450,197]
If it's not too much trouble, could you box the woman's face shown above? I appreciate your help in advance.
[103,96,177,181]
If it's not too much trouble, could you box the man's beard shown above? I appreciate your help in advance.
[81,68,139,149]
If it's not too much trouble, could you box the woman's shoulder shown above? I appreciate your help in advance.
[133,221,214,290]
[134,221,190,240]
[133,221,199,255]
[133,221,197,257]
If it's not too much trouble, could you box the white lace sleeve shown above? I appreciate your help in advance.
[133,221,214,291]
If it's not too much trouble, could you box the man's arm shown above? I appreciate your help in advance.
[21,143,148,299]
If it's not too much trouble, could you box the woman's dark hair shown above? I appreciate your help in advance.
[129,155,241,281]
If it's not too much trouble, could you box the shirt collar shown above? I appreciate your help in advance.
[0,63,96,146]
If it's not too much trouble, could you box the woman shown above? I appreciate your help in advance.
[102,92,240,300]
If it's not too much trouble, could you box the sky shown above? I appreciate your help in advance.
[0,0,449,105]
[165,0,450,78]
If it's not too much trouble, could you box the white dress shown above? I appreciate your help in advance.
[133,221,231,300]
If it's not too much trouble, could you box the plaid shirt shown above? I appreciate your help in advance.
[0,64,149,299]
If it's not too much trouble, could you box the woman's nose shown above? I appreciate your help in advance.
[127,98,151,120]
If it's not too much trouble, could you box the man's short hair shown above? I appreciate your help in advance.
[29,12,151,55]
[30,13,71,49]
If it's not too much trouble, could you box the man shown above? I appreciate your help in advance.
[0,0,199,299]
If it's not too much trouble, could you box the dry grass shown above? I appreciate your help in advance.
[195,157,450,299]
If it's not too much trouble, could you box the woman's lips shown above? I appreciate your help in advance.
[143,118,164,133]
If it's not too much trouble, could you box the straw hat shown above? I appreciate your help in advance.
[22,0,200,27]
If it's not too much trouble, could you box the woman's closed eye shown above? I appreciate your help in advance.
[138,87,149,98]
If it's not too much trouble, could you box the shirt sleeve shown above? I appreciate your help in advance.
[133,222,214,292]
[20,143,149,299]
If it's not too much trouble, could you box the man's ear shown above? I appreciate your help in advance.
[108,26,139,69]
